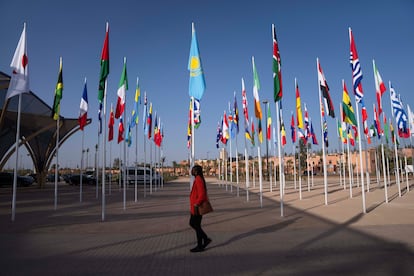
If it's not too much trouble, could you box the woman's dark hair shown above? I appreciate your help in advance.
[193,165,206,190]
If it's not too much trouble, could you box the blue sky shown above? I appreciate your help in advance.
[1,0,413,169]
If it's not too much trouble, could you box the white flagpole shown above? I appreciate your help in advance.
[101,74,108,220]
[317,58,328,205]
[381,140,388,203]
[258,145,263,208]
[353,90,366,213]
[275,101,283,216]
[293,144,297,190]
[228,101,233,193]
[243,128,250,202]
[347,127,353,198]
[135,113,138,202]
[11,93,22,221]
[191,97,195,190]
[336,118,343,187]
[236,130,239,197]
[143,133,147,197]
[80,129,84,203]
[55,106,59,210]
[389,81,401,197]
[404,155,409,192]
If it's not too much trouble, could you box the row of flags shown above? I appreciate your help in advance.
[212,26,412,155]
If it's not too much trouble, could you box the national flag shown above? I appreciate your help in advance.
[98,23,109,104]
[373,105,382,137]
[108,104,114,142]
[304,104,310,138]
[337,119,346,144]
[143,92,148,136]
[216,121,222,148]
[154,115,162,147]
[252,56,262,119]
[407,104,414,136]
[352,125,359,141]
[383,114,389,144]
[323,118,328,147]
[147,102,153,139]
[188,23,205,100]
[232,93,239,135]
[192,98,201,128]
[369,124,377,138]
[98,24,109,134]
[266,103,272,141]
[361,105,369,135]
[310,121,318,145]
[6,23,29,100]
[125,118,132,147]
[349,28,364,103]
[296,81,304,129]
[317,59,335,118]
[241,78,249,125]
[348,126,355,146]
[187,115,192,149]
[52,58,63,120]
[281,122,287,146]
[390,83,410,138]
[130,78,140,128]
[298,129,307,144]
[222,111,229,144]
[251,118,256,146]
[390,121,398,145]
[272,24,282,102]
[115,59,128,119]
[342,81,357,126]
[373,60,386,115]
[290,113,296,143]
[258,118,263,144]
[78,79,88,130]
[118,117,124,144]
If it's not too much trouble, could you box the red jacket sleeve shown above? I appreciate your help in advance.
[190,176,208,214]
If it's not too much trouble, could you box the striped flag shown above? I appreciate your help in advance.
[108,104,114,142]
[342,81,357,126]
[296,80,304,129]
[78,79,88,130]
[252,56,262,119]
[266,103,272,141]
[349,28,364,103]
[118,117,124,144]
[115,58,128,119]
[290,113,296,143]
[130,78,140,128]
[390,83,410,138]
[373,60,386,115]
[317,59,335,118]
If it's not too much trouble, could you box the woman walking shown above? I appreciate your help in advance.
[189,165,212,252]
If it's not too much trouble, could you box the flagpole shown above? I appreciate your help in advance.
[293,144,297,190]
[11,93,22,221]
[80,129,84,203]
[101,75,107,220]
[243,126,249,202]
[258,145,263,208]
[317,58,328,205]
[275,101,283,216]
[353,92,366,213]
[389,81,401,197]
[191,96,195,190]
[381,133,388,202]
[135,114,138,202]
[55,105,59,210]
[336,118,343,187]
[347,126,353,198]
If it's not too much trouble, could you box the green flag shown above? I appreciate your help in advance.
[52,58,63,120]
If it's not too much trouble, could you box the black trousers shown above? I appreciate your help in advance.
[189,214,208,247]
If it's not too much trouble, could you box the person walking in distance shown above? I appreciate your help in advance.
[189,165,212,252]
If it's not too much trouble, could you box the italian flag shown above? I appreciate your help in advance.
[115,58,128,119]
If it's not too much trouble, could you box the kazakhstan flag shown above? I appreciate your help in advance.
[188,22,205,100]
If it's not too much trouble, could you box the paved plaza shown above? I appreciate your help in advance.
[0,176,413,275]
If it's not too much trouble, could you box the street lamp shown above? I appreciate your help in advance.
[262,99,269,181]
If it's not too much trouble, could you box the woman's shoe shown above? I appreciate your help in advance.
[203,238,212,249]
[190,246,204,253]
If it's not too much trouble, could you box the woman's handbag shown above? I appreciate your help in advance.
[198,200,213,215]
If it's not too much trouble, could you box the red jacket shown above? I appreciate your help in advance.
[190,175,208,215]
